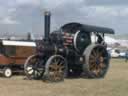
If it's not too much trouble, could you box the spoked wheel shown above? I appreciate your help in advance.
[83,44,109,78]
[24,55,45,80]
[44,55,67,82]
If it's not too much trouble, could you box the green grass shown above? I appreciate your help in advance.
[0,59,128,96]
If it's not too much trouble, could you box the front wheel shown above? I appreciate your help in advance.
[44,55,67,82]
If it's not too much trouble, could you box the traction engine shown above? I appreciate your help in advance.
[24,11,115,82]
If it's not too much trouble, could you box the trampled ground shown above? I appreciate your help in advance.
[0,59,128,96]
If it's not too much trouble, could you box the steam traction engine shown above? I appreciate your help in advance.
[24,11,115,82]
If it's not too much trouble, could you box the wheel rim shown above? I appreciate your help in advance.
[5,69,12,77]
[89,46,108,77]
[45,55,66,82]
[25,55,44,79]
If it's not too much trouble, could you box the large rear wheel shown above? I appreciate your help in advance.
[83,44,110,78]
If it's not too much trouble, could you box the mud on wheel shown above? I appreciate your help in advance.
[24,55,45,80]
[43,55,67,82]
[83,44,110,78]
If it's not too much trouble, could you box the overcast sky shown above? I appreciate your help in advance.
[0,0,128,36]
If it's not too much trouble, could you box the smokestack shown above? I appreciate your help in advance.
[44,11,51,40]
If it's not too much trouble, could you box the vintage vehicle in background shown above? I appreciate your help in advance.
[107,48,126,58]
[0,40,35,77]
[109,48,120,58]
[24,11,115,82]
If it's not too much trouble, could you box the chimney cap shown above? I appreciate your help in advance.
[44,11,51,16]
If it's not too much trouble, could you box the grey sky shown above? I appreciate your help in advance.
[86,0,128,5]
[0,0,127,36]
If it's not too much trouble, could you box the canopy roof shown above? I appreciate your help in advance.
[61,22,115,34]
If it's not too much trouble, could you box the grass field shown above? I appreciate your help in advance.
[0,59,128,96]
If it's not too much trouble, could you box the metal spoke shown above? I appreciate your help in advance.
[96,48,100,56]
[90,55,95,59]
[90,63,96,70]
[99,63,106,68]
[27,68,33,73]
[49,64,57,70]
[95,68,100,76]
[58,61,64,66]
[92,50,97,57]
[89,59,96,63]
[100,49,105,57]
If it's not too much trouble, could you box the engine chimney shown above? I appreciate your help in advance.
[44,11,51,40]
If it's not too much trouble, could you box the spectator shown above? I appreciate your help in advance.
[125,50,128,62]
